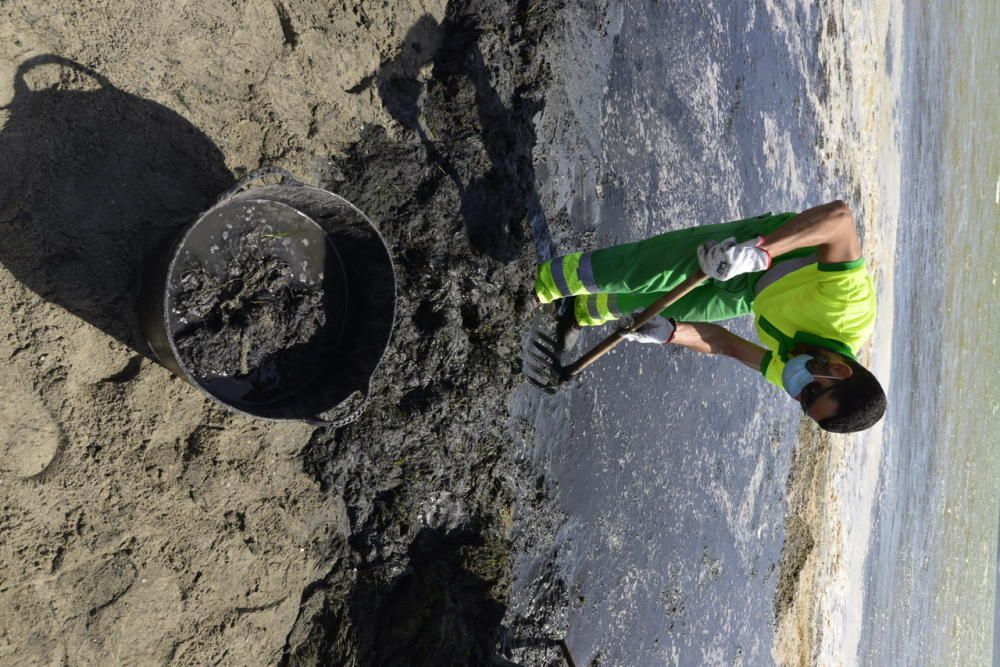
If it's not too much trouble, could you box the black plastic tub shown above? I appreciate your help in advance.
[138,167,396,426]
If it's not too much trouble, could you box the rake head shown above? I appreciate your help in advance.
[523,327,566,394]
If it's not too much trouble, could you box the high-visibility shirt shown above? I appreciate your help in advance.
[752,257,876,388]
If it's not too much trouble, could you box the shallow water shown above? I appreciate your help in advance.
[860,0,1000,664]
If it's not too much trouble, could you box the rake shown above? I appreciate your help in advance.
[524,271,707,393]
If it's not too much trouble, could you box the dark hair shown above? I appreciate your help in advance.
[818,359,886,433]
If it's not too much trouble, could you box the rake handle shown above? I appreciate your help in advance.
[563,271,708,379]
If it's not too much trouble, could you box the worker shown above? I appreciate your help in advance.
[533,201,886,433]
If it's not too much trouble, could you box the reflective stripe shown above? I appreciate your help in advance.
[539,252,593,300]
[535,262,560,303]
[595,294,612,322]
[576,295,616,326]
[550,256,572,298]
[575,294,623,326]
[562,252,588,295]
[578,252,599,292]
[575,295,597,325]
[607,293,621,317]
[754,253,818,296]
[586,295,601,322]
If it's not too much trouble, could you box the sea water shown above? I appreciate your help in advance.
[860,0,1000,664]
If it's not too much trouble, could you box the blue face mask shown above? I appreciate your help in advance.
[781,354,840,399]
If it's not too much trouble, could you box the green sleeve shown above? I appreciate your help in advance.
[817,257,865,272]
[761,352,785,388]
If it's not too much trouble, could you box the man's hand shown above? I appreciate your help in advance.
[697,236,771,281]
[621,315,676,344]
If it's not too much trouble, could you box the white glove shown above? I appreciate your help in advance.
[621,315,676,344]
[697,236,770,281]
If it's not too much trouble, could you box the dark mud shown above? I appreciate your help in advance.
[172,228,335,402]
[280,1,562,665]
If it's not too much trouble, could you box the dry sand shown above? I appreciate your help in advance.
[0,1,555,664]
[0,0,440,662]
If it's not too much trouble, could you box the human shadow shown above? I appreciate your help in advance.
[0,55,234,355]
[282,525,505,666]
[348,526,505,666]
[350,12,554,262]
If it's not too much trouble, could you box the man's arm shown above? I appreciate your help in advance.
[759,200,862,264]
[670,321,766,372]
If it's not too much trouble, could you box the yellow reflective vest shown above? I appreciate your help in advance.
[752,257,877,388]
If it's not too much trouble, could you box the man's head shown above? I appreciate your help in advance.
[793,349,886,433]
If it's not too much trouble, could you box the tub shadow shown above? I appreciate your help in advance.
[0,55,234,354]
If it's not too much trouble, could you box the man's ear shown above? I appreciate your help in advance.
[831,360,854,379]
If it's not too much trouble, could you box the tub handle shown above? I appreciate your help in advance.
[307,389,368,428]
[3,55,111,110]
[217,166,303,203]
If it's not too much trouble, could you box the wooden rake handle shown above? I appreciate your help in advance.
[563,271,708,380]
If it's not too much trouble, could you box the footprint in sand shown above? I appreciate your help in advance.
[0,368,63,478]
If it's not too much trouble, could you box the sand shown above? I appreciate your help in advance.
[771,422,834,667]
[0,1,556,664]
[0,2,851,664]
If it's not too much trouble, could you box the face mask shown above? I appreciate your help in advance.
[781,354,840,399]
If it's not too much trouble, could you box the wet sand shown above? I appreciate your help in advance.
[498,1,891,665]
[0,1,555,664]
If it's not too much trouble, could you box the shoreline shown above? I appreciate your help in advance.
[770,0,903,662]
